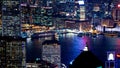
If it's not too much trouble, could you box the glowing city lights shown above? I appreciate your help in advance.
[78,0,84,5]
[117,4,120,8]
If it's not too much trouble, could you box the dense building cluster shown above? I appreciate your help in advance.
[0,36,26,68]
[0,0,120,68]
[0,0,120,35]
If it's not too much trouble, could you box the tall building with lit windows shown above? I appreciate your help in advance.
[2,0,21,36]
[74,0,86,21]
[0,0,2,35]
[42,40,61,68]
[111,1,120,29]
[20,0,54,34]
[112,3,120,21]
[0,36,26,68]
[1,1,26,68]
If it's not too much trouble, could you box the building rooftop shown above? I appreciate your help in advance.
[70,51,104,68]
[42,39,59,45]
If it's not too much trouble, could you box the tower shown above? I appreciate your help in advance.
[0,36,26,68]
[2,0,21,36]
[42,40,61,68]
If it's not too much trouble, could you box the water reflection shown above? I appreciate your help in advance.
[60,33,89,67]
[60,33,120,67]
[26,33,120,67]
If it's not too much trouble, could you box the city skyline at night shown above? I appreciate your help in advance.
[0,0,120,68]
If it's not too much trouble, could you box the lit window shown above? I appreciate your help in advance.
[32,65,38,68]
[78,0,84,5]
[26,65,31,67]
[66,13,70,16]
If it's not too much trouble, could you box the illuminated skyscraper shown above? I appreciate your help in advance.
[2,0,21,36]
[42,40,61,68]
[112,3,120,21]
[20,0,53,27]
[0,36,26,68]
[0,1,2,35]
[74,0,86,21]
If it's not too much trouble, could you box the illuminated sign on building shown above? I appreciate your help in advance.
[107,51,115,61]
[105,51,116,68]
[108,53,115,61]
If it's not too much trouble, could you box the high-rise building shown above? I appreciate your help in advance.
[0,36,26,68]
[20,0,53,30]
[112,3,120,21]
[0,0,2,35]
[40,7,53,26]
[0,12,1,35]
[74,0,86,21]
[42,40,61,68]
[2,0,21,36]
